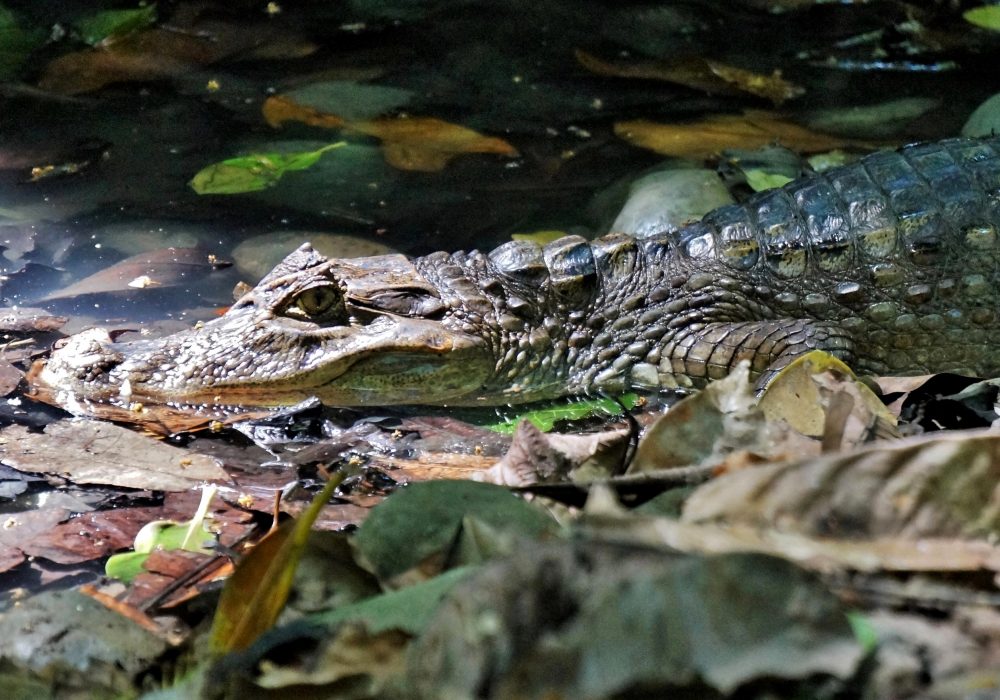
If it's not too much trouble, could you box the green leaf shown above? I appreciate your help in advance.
[484,393,639,434]
[0,7,45,80]
[353,480,560,583]
[74,4,157,46]
[743,168,793,192]
[316,566,474,634]
[846,611,879,653]
[190,142,345,195]
[964,5,1000,31]
[105,486,218,583]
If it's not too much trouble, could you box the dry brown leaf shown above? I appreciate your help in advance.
[681,428,1000,540]
[0,421,227,491]
[575,49,804,105]
[615,111,877,160]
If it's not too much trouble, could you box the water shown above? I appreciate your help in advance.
[0,0,997,325]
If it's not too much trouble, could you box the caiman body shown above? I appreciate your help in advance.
[37,136,1000,411]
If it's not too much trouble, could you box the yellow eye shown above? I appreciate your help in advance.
[293,286,341,318]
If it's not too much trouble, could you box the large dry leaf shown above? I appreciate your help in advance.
[575,49,804,104]
[0,420,227,491]
[262,94,519,172]
[615,111,877,159]
[39,247,229,301]
[681,429,1000,540]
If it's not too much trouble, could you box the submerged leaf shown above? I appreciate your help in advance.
[189,143,345,194]
[40,247,230,300]
[576,49,804,104]
[74,5,157,46]
[615,111,875,160]
[0,7,45,80]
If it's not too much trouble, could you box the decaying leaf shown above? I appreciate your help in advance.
[629,362,817,474]
[479,420,629,486]
[261,94,519,172]
[575,49,805,104]
[0,420,227,491]
[758,350,899,449]
[682,428,1000,540]
[39,247,230,301]
[615,111,876,160]
[0,306,67,332]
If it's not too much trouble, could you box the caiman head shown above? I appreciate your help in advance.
[35,244,494,411]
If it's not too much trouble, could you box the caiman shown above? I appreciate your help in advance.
[34,136,1000,412]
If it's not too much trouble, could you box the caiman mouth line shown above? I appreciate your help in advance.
[31,136,1000,419]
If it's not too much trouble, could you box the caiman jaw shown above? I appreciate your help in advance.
[37,315,492,410]
[34,244,496,412]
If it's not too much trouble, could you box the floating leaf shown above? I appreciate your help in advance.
[189,142,345,194]
[209,474,344,653]
[74,5,158,46]
[615,111,876,160]
[964,6,1000,31]
[484,393,639,434]
[262,95,346,129]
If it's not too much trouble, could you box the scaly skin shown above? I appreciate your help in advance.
[35,136,1000,411]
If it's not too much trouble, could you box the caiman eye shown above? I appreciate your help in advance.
[286,285,344,322]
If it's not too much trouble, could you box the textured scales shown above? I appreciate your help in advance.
[36,136,1000,411]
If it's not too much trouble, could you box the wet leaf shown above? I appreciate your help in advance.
[262,95,347,129]
[106,486,218,583]
[484,393,638,434]
[0,307,66,333]
[682,429,1000,539]
[510,230,567,245]
[262,95,519,172]
[0,421,227,491]
[209,474,343,654]
[743,168,793,191]
[615,111,875,160]
[805,97,940,138]
[350,116,519,172]
[576,49,804,104]
[39,247,230,300]
[0,7,44,80]
[352,480,560,585]
[964,6,1000,31]
[38,16,315,94]
[962,91,1000,138]
[189,142,345,194]
[74,5,157,46]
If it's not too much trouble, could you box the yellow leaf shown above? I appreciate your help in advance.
[615,111,877,160]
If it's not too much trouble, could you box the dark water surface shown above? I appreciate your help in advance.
[0,0,998,324]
